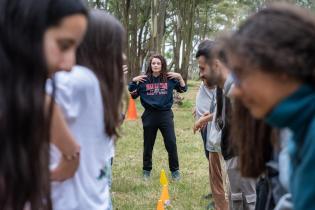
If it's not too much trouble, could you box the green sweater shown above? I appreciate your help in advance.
[266,85,315,210]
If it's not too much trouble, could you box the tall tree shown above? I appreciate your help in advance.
[151,0,167,54]
[87,0,315,81]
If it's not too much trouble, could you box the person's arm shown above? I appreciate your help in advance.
[167,72,187,92]
[193,112,213,134]
[48,97,80,181]
[193,83,204,120]
[128,75,147,99]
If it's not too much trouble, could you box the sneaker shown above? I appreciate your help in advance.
[206,202,215,210]
[171,170,181,181]
[143,170,151,180]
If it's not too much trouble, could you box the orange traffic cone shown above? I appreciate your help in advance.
[160,185,170,206]
[160,169,168,186]
[126,96,138,120]
[156,199,165,210]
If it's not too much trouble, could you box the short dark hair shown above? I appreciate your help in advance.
[197,40,228,67]
[196,40,215,59]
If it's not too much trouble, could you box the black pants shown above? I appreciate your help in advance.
[142,109,179,172]
[200,126,209,160]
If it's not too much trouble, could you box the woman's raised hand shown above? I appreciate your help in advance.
[167,72,182,80]
[132,75,147,83]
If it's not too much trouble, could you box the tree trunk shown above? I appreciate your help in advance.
[129,1,140,80]
[151,0,167,54]
[180,0,196,82]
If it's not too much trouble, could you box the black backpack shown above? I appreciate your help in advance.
[255,163,288,210]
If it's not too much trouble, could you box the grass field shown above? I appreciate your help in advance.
[112,80,212,210]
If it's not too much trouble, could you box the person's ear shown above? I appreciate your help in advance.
[213,59,220,71]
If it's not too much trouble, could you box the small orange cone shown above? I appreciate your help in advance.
[156,199,165,210]
[160,185,170,206]
[126,96,137,120]
[160,169,168,186]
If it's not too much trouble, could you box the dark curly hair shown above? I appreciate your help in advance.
[224,3,315,85]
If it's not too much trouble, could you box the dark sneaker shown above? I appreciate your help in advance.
[171,170,180,181]
[203,193,212,200]
[143,170,151,180]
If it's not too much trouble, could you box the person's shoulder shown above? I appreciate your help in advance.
[54,65,99,96]
[70,65,99,89]
[71,65,97,81]
[54,65,93,80]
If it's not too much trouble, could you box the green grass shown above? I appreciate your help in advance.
[112,80,212,210]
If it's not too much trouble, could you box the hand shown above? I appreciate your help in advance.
[51,154,80,182]
[193,112,212,134]
[132,75,147,83]
[201,111,211,118]
[167,72,182,80]
[193,119,207,134]
[199,112,212,125]
[130,90,137,95]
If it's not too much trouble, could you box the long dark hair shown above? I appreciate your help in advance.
[0,0,87,209]
[231,100,277,178]
[76,10,125,138]
[145,54,168,82]
[224,3,315,85]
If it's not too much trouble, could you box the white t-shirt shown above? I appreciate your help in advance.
[47,65,114,210]
[195,82,218,152]
[206,107,222,152]
[195,82,216,120]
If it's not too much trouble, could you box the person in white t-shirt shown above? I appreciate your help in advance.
[194,40,228,210]
[48,10,125,210]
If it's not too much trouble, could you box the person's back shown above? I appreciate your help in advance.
[49,66,114,210]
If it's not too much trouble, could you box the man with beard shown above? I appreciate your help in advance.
[204,41,256,210]
[194,40,228,210]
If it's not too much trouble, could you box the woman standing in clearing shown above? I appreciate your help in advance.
[129,54,187,180]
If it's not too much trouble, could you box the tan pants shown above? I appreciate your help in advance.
[209,152,229,210]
